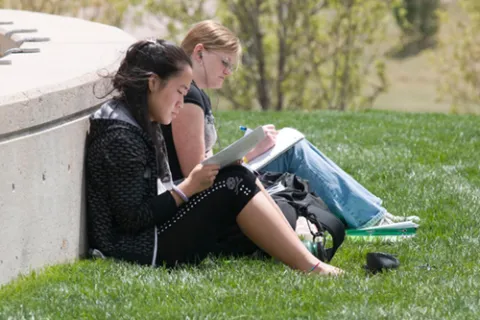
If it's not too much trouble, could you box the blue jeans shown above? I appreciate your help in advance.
[261,139,385,228]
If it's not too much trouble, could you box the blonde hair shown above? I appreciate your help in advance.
[181,20,242,61]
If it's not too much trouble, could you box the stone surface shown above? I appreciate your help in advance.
[0,9,136,285]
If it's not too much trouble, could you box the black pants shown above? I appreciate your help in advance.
[156,166,264,267]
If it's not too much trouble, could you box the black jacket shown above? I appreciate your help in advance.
[85,101,177,265]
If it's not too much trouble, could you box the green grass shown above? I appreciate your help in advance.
[1,110,479,319]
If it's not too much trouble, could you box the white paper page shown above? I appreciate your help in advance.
[248,127,305,171]
[202,126,265,168]
[266,182,286,195]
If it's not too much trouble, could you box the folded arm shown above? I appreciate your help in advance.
[103,130,179,233]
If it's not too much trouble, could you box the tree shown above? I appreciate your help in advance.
[393,0,440,43]
[146,0,395,111]
[0,0,139,27]
[435,0,480,114]
[4,0,397,111]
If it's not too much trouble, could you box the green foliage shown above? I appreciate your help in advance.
[435,0,480,114]
[1,110,479,319]
[0,0,140,27]
[146,0,396,111]
[393,0,440,41]
[4,0,397,112]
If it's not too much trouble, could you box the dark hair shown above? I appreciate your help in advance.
[107,39,192,134]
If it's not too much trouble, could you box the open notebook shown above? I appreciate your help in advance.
[248,127,305,171]
[202,126,304,171]
[202,126,265,168]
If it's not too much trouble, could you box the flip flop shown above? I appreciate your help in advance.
[364,252,400,274]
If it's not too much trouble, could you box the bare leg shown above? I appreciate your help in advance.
[255,180,294,228]
[236,186,343,276]
[255,180,318,239]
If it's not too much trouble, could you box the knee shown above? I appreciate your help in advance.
[281,139,309,169]
[293,139,310,154]
[217,166,258,191]
[215,166,258,195]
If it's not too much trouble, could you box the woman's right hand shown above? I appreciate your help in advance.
[184,163,220,195]
[245,124,278,161]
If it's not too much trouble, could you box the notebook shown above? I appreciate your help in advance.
[346,221,419,238]
[202,126,265,168]
[248,127,305,171]
[343,221,419,242]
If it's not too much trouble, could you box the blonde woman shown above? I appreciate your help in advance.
[161,20,420,229]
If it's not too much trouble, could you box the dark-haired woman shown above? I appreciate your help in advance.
[85,39,343,276]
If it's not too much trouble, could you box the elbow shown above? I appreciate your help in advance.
[114,208,152,234]
[179,159,199,178]
[118,218,144,235]
[181,165,193,178]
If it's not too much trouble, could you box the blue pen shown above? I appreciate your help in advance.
[239,126,252,135]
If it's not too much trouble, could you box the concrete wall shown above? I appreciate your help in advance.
[0,10,136,285]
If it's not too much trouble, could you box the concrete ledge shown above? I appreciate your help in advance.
[0,9,135,135]
[0,10,136,285]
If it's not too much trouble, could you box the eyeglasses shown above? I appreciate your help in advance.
[209,51,236,73]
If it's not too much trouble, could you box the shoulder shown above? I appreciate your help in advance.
[184,82,211,113]
[102,121,146,146]
[88,120,150,165]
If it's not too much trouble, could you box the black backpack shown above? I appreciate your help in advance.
[258,171,346,262]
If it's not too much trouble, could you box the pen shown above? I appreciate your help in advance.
[239,126,252,135]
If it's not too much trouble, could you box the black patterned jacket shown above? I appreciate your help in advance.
[85,101,177,265]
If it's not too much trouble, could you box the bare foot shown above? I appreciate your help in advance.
[310,262,344,276]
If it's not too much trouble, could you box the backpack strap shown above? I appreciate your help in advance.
[259,171,346,261]
[304,202,345,262]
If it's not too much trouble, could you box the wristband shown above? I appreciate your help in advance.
[172,185,189,202]
[242,156,249,164]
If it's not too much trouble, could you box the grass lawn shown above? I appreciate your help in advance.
[1,110,479,319]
